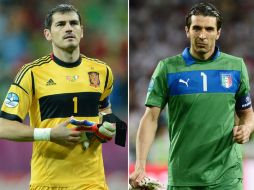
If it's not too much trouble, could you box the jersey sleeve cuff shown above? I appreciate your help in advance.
[235,93,252,110]
[145,101,164,109]
[0,111,23,123]
[99,96,110,109]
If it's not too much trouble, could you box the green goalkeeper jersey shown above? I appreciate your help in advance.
[145,47,252,186]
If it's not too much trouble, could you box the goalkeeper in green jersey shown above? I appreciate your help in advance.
[130,2,254,190]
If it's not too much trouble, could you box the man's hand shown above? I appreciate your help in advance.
[50,119,82,146]
[129,175,165,190]
[233,125,252,144]
[100,113,127,147]
[95,121,116,142]
[70,118,116,143]
[129,162,147,189]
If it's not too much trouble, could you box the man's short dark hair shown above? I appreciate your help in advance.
[45,4,82,29]
[185,2,222,30]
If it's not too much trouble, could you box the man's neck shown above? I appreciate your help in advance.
[52,47,80,63]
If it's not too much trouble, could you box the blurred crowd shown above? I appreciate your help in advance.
[0,0,127,189]
[130,0,254,164]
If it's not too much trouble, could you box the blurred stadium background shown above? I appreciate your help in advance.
[0,0,128,189]
[129,0,254,189]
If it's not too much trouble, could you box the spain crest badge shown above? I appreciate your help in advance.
[221,73,232,88]
[88,72,100,87]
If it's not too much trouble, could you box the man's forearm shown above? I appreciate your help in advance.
[237,108,254,133]
[0,118,34,141]
[99,106,112,114]
[136,108,159,168]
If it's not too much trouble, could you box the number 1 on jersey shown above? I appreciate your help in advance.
[73,97,78,113]
[201,72,207,92]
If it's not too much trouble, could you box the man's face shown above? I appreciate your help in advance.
[185,15,221,58]
[44,11,83,52]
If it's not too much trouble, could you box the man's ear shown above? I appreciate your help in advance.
[44,29,52,41]
[216,28,221,40]
[185,26,190,39]
[81,25,84,39]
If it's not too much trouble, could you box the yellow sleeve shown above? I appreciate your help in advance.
[100,65,113,101]
[0,66,33,122]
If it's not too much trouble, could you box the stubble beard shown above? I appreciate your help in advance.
[65,45,77,53]
[195,45,209,55]
[59,42,79,54]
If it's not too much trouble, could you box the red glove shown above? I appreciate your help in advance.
[70,119,115,142]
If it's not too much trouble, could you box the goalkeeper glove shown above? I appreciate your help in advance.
[70,119,116,143]
[101,113,127,147]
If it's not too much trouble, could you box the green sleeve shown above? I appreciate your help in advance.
[145,60,168,109]
[236,59,250,98]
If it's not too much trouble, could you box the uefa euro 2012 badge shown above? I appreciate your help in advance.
[4,92,19,108]
[148,78,154,92]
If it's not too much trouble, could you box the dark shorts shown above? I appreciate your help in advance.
[168,178,243,190]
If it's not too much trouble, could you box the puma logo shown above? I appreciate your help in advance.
[179,78,189,87]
